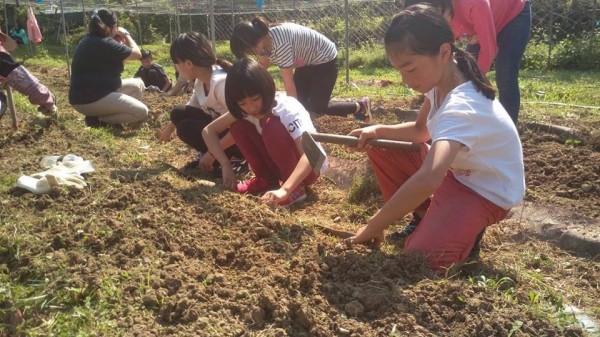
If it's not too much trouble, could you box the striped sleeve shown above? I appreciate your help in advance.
[269,23,337,69]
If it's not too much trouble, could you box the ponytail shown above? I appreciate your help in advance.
[230,16,271,59]
[250,17,271,33]
[453,46,495,100]
[88,8,117,37]
[170,32,215,67]
[216,58,233,72]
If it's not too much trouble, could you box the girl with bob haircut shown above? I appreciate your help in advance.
[348,5,525,271]
[159,32,243,172]
[69,8,147,128]
[230,16,371,123]
[203,58,327,208]
[404,0,532,124]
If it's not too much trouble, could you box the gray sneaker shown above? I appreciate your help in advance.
[354,97,371,123]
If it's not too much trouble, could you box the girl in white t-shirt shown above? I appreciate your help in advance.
[159,32,242,171]
[203,58,327,208]
[348,5,525,271]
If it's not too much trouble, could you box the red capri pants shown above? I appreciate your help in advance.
[368,145,509,270]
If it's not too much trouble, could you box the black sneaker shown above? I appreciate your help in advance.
[468,228,486,259]
[183,151,203,169]
[231,158,249,174]
[387,214,422,241]
[84,116,102,127]
[0,91,7,120]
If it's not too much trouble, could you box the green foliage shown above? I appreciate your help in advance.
[347,166,380,205]
[521,31,600,71]
[308,3,389,48]
[521,42,551,70]
[341,44,389,69]
[66,27,88,46]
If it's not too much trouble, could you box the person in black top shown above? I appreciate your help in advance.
[134,50,172,92]
[69,8,148,128]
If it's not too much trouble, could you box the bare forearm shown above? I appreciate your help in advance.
[218,132,235,152]
[367,171,438,232]
[161,79,172,92]
[280,155,312,193]
[373,123,429,143]
[203,129,231,169]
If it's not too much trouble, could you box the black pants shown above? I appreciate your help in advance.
[170,105,242,158]
[0,52,19,78]
[293,57,357,117]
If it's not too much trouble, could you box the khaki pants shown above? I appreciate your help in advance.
[72,78,148,125]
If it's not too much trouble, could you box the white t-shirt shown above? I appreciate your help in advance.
[187,66,227,119]
[426,81,525,209]
[245,92,328,173]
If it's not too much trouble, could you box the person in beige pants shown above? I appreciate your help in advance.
[71,77,147,125]
[69,8,148,128]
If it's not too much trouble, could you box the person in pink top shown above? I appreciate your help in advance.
[405,0,531,125]
[0,28,57,119]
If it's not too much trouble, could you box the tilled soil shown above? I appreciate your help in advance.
[1,66,598,336]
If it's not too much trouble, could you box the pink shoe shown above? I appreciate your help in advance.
[277,185,307,208]
[237,177,278,195]
[354,97,371,124]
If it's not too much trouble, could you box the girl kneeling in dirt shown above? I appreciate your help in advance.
[203,58,328,208]
[230,16,370,123]
[348,5,525,271]
[69,8,148,128]
[0,28,57,119]
[159,32,244,174]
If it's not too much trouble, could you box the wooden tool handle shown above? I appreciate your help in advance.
[309,132,421,151]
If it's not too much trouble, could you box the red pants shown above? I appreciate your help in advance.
[229,116,317,186]
[368,146,509,270]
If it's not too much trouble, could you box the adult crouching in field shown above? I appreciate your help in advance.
[69,8,148,128]
[230,17,371,123]
[203,58,327,208]
[159,32,245,174]
[405,0,531,125]
[0,28,57,118]
[347,5,525,272]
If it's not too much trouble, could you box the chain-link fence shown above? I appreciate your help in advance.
[3,0,599,72]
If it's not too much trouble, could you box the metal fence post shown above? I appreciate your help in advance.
[59,0,70,77]
[169,14,173,42]
[231,0,235,30]
[548,0,555,69]
[135,2,142,46]
[209,0,215,50]
[344,0,349,85]
[4,0,9,34]
[594,0,598,31]
[293,0,296,22]
[176,4,181,36]
[188,2,192,32]
[81,0,86,27]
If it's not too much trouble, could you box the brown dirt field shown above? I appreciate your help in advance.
[1,66,599,336]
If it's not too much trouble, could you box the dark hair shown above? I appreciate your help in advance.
[385,5,494,100]
[225,58,275,119]
[89,8,117,36]
[403,0,454,18]
[170,31,232,71]
[230,17,270,59]
[140,49,152,59]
